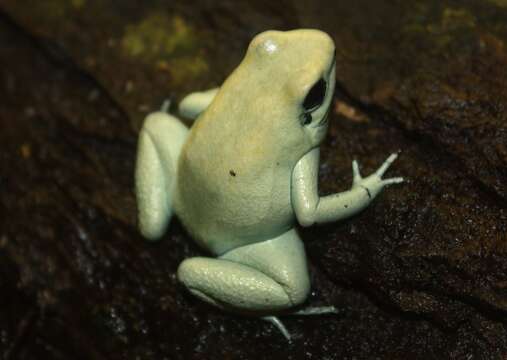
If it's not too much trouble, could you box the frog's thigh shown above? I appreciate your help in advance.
[135,111,188,240]
[177,229,310,313]
[178,87,219,120]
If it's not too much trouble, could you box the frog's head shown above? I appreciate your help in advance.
[245,29,336,148]
[202,29,337,164]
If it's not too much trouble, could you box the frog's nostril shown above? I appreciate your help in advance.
[301,113,312,125]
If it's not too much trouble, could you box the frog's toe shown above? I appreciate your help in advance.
[375,152,400,178]
[160,99,172,113]
[290,305,341,316]
[262,316,292,341]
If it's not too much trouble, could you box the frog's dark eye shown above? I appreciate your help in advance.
[303,78,326,112]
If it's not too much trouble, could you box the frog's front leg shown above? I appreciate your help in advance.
[292,148,403,226]
[135,110,188,240]
[178,87,219,120]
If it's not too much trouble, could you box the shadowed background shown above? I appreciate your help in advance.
[1,1,507,359]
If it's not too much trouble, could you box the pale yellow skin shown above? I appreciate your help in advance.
[176,30,335,255]
[135,29,403,340]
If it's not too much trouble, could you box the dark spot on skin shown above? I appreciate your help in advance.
[229,170,236,177]
[361,186,372,199]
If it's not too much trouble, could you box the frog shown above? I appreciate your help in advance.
[135,29,404,340]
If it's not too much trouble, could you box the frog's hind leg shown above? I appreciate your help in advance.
[177,229,342,340]
[135,109,188,240]
[177,229,311,313]
[177,229,312,339]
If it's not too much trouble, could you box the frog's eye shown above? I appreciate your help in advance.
[303,78,326,112]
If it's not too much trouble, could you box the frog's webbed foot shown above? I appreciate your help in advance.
[351,152,404,201]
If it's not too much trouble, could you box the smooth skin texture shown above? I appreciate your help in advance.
[135,29,403,340]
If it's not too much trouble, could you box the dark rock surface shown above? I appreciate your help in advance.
[1,1,506,359]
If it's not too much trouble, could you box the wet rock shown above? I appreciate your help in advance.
[1,1,507,359]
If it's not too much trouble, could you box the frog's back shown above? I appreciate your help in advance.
[174,105,305,255]
[173,29,333,254]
